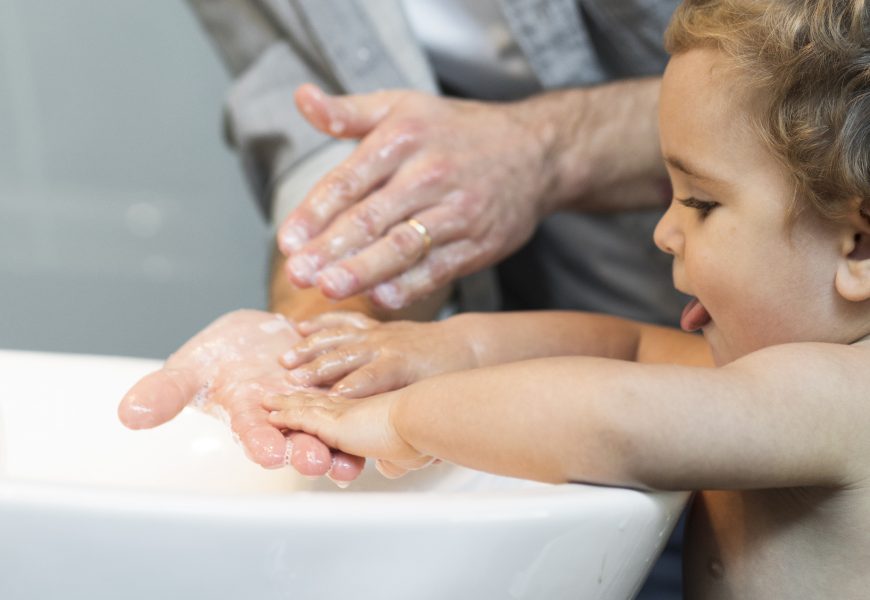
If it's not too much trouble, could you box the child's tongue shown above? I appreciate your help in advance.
[680,297,711,332]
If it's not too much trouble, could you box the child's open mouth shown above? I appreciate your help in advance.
[680,297,712,332]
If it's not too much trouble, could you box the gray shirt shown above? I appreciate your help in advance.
[185,0,686,325]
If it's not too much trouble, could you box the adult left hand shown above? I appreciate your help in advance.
[117,309,365,483]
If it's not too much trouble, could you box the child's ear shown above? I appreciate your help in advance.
[834,199,870,302]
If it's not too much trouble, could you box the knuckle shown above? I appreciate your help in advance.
[303,332,332,352]
[324,166,362,201]
[353,366,381,388]
[388,224,425,261]
[449,190,487,229]
[333,346,361,365]
[311,353,338,376]
[390,118,426,143]
[294,341,315,357]
[381,125,422,157]
[423,256,452,285]
[447,188,481,214]
[350,201,387,239]
[309,330,334,346]
[411,160,451,190]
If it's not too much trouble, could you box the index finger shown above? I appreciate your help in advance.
[277,117,420,257]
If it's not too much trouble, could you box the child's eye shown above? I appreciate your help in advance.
[677,196,719,219]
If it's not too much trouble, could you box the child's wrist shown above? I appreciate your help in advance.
[386,388,423,459]
[442,313,487,369]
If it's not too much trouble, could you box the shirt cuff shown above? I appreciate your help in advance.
[270,139,358,230]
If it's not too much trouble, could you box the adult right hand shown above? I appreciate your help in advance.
[277,85,556,310]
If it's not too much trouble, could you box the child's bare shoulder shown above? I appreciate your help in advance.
[727,339,870,380]
[724,340,870,478]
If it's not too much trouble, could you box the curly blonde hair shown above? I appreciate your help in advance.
[665,0,870,222]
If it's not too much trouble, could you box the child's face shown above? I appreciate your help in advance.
[655,48,847,365]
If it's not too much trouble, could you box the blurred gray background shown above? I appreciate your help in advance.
[0,1,270,358]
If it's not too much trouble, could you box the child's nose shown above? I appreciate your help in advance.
[653,204,683,257]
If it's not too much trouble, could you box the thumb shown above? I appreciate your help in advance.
[117,367,202,430]
[294,83,401,138]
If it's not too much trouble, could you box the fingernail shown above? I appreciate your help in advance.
[280,223,308,254]
[373,283,404,309]
[288,254,320,285]
[317,266,355,297]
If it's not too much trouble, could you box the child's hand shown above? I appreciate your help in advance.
[279,311,478,397]
[264,388,434,478]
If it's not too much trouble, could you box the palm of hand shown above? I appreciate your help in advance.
[118,309,364,480]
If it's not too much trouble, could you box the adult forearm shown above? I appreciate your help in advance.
[518,77,669,214]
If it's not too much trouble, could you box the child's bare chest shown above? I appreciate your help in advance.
[682,488,869,599]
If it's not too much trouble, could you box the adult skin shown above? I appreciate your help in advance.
[119,76,668,482]
[278,77,670,309]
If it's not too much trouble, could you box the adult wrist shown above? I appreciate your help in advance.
[501,95,570,219]
[512,78,668,214]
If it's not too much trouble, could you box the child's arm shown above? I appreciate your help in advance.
[281,310,714,396]
[266,342,869,489]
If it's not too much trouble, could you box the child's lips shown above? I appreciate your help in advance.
[680,297,712,332]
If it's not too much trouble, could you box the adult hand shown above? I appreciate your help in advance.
[278,311,478,398]
[117,309,365,483]
[278,84,554,310]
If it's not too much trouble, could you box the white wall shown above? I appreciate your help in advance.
[0,1,270,358]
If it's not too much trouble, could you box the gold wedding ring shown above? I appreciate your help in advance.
[406,218,432,259]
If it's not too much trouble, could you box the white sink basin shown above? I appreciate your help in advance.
[0,350,686,599]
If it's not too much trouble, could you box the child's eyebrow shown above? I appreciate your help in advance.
[664,154,726,185]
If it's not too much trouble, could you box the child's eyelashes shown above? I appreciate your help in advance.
[677,196,719,219]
